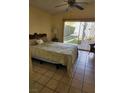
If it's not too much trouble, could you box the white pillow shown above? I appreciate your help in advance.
[36,39,44,44]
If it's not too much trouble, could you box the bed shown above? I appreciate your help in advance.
[29,33,78,77]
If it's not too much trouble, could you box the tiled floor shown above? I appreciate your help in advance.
[30,51,95,93]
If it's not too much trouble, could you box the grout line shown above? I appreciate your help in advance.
[81,52,89,93]
[38,64,66,92]
[67,55,79,93]
[32,62,58,92]
[53,67,69,92]
[38,70,56,92]
[31,51,91,93]
[31,81,46,92]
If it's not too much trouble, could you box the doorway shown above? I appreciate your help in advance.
[63,21,95,50]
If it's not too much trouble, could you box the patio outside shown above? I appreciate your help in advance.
[64,22,95,50]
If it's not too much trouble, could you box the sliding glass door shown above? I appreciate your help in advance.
[63,21,95,50]
[64,22,82,44]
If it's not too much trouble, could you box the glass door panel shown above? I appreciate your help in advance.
[63,21,95,50]
[64,22,80,44]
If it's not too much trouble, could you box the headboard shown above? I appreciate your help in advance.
[29,33,47,39]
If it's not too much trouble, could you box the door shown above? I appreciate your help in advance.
[63,21,95,50]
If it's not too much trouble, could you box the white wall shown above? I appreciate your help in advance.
[29,5,52,40]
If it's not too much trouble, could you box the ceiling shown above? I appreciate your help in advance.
[29,0,95,14]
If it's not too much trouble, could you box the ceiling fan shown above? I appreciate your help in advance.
[55,0,88,11]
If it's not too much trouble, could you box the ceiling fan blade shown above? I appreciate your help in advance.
[74,4,84,10]
[55,3,67,7]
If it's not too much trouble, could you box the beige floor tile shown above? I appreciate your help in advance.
[37,68,48,74]
[69,86,82,93]
[86,68,95,73]
[84,74,95,84]
[31,51,95,93]
[56,82,70,93]
[38,75,51,85]
[83,82,95,93]
[61,76,72,85]
[72,66,77,74]
[72,70,76,78]
[73,72,83,81]
[32,68,36,72]
[33,66,40,72]
[31,71,36,75]
[77,61,86,65]
[85,70,95,77]
[76,60,85,65]
[71,79,82,89]
[29,80,35,90]
[53,73,63,81]
[76,67,85,74]
[86,64,95,69]
[84,78,95,85]
[30,82,43,93]
[40,87,54,93]
[32,72,41,81]
[44,70,55,78]
[46,79,59,90]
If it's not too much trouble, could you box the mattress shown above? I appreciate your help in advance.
[30,42,78,77]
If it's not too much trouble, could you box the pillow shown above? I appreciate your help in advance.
[29,39,37,46]
[41,37,48,42]
[36,39,44,44]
